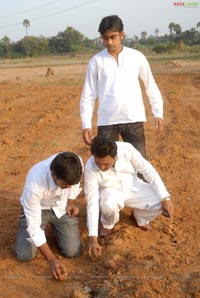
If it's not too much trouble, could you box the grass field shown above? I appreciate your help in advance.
[0,52,200,68]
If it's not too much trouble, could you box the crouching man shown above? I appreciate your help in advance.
[84,137,174,257]
[14,152,83,280]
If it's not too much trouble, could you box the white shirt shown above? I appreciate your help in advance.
[80,46,163,129]
[84,142,170,236]
[20,154,82,247]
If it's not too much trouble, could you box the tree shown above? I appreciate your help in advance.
[155,29,159,37]
[168,23,182,43]
[196,22,200,32]
[168,22,176,42]
[19,36,48,56]
[0,36,11,56]
[64,26,84,51]
[141,31,147,39]
[174,24,182,35]
[49,26,84,53]
[140,31,147,45]
[23,19,30,37]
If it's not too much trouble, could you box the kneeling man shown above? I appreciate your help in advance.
[14,152,83,280]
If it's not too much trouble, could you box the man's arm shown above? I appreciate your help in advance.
[127,143,170,199]
[161,197,174,218]
[139,54,164,136]
[88,236,102,258]
[155,117,164,137]
[80,59,97,145]
[82,128,94,146]
[21,189,67,280]
[84,160,101,256]
[66,199,79,217]
[129,146,174,215]
[38,243,67,280]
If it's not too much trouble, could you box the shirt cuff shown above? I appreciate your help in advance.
[81,120,92,130]
[88,226,98,237]
[68,186,82,200]
[28,230,46,247]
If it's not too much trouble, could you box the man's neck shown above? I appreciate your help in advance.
[108,45,123,62]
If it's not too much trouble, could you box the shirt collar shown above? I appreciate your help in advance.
[47,168,59,190]
[91,156,119,172]
[105,46,124,57]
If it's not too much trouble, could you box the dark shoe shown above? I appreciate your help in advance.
[99,227,114,238]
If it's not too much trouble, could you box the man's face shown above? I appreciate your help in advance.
[51,171,71,189]
[101,30,124,54]
[94,155,115,171]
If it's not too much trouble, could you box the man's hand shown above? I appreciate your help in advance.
[155,117,164,137]
[66,199,79,217]
[161,199,174,218]
[82,128,94,145]
[88,236,102,258]
[66,204,79,217]
[38,243,67,281]
[48,257,67,281]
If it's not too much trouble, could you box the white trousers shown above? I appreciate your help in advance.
[99,183,162,228]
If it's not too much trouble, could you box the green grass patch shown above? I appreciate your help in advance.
[0,53,94,69]
[148,53,200,63]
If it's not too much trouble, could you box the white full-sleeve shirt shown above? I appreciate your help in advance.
[20,154,82,247]
[84,142,170,236]
[80,46,163,129]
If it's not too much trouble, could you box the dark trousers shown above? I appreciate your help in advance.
[97,122,146,158]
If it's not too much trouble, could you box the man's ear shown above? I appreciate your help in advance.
[120,31,125,40]
[51,170,56,179]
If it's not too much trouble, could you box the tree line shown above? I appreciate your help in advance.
[0,21,199,58]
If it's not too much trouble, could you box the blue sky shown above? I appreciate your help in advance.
[0,0,199,41]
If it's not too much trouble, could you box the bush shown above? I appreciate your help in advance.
[152,45,167,54]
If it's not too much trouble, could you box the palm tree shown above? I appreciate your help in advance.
[168,22,175,36]
[23,19,30,37]
[141,31,147,39]
[155,29,159,37]
[196,22,200,32]
[174,24,182,35]
[168,22,176,43]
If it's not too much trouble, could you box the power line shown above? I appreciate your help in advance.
[0,0,61,17]
[0,0,102,30]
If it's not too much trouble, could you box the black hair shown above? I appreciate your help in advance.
[98,15,124,35]
[90,136,117,158]
[50,152,82,185]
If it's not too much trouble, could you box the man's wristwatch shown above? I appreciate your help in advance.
[161,197,171,202]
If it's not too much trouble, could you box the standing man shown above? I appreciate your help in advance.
[80,15,164,158]
[14,152,83,281]
[84,137,174,258]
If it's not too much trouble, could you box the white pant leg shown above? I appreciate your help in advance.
[124,183,162,226]
[100,183,162,228]
[99,188,125,229]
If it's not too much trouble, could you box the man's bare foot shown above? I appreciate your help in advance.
[139,224,152,231]
[99,227,114,238]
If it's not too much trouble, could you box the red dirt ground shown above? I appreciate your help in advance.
[0,59,199,298]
